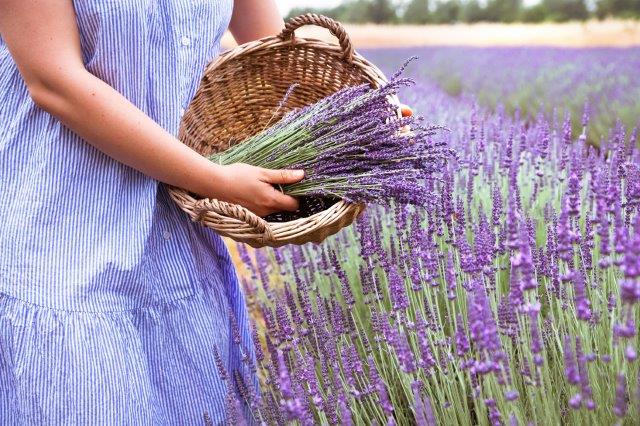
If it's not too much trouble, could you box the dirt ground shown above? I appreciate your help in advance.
[221,19,640,48]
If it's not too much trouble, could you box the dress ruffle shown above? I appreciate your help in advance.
[0,275,258,425]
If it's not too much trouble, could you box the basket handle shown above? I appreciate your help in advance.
[279,13,354,63]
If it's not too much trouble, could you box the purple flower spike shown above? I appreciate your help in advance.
[423,394,437,426]
[625,345,637,362]
[276,350,308,422]
[569,393,582,410]
[563,336,580,385]
[614,373,628,418]
[338,392,353,426]
[213,345,229,382]
[368,356,394,416]
[455,313,470,358]
[484,398,503,426]
[573,271,592,321]
[388,265,409,311]
[505,390,519,401]
[620,214,640,305]
[417,316,437,372]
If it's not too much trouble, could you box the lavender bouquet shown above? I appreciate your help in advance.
[208,64,448,208]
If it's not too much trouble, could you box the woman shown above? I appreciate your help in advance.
[0,0,300,423]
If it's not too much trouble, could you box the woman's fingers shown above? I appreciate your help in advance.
[269,187,300,212]
[260,168,304,213]
[262,168,305,184]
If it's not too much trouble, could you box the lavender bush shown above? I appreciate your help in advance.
[215,49,640,425]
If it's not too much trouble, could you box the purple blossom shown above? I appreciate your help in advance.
[445,252,457,300]
[620,215,640,304]
[614,373,628,418]
[338,391,353,426]
[625,345,637,361]
[388,265,409,311]
[485,398,503,426]
[213,345,229,382]
[276,350,308,421]
[276,303,294,342]
[563,335,580,386]
[505,390,519,401]
[575,336,594,409]
[572,271,592,321]
[455,314,470,358]
[368,356,393,416]
[524,302,543,364]
[569,393,582,410]
[416,316,437,372]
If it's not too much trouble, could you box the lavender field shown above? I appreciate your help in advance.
[226,48,640,425]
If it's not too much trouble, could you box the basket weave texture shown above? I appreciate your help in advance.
[167,14,394,248]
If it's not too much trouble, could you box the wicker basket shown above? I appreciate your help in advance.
[167,13,397,248]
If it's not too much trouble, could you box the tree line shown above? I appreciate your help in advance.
[287,0,640,24]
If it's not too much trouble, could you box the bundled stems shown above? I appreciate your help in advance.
[208,63,450,206]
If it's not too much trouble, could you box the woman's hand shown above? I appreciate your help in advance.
[206,163,304,217]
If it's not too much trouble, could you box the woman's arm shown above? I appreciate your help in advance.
[228,0,284,44]
[0,0,302,218]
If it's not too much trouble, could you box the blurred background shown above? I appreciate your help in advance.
[222,0,639,47]
[278,0,639,24]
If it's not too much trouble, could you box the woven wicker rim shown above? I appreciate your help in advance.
[167,14,398,248]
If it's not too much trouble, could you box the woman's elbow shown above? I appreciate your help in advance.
[27,82,55,111]
[24,69,85,114]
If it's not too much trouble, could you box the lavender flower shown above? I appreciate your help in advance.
[563,336,580,386]
[388,265,409,311]
[209,67,448,208]
[368,356,393,416]
[614,373,628,418]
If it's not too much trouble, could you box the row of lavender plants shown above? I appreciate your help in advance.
[220,58,639,424]
[367,47,640,144]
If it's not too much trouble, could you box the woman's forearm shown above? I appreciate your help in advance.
[1,0,303,217]
[30,68,224,198]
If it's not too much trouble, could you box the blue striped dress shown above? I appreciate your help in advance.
[0,1,258,424]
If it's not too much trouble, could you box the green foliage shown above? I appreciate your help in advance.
[287,0,397,24]
[403,0,431,24]
[432,0,462,23]
[596,0,640,19]
[484,0,523,22]
[338,1,374,24]
[542,0,589,22]
[520,4,548,22]
[460,0,486,23]
[286,0,640,24]
[369,0,399,22]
